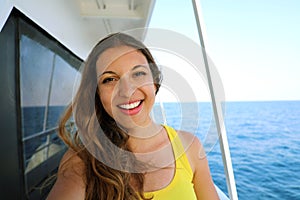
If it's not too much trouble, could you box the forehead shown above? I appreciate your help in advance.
[96,45,148,74]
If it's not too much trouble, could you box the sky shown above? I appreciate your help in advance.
[148,0,300,102]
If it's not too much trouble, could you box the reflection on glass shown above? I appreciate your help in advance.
[20,35,54,174]
[20,35,53,137]
[47,55,78,129]
[20,34,80,176]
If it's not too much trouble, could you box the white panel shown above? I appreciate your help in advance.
[79,0,144,19]
[0,0,156,59]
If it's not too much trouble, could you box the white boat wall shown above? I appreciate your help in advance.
[0,0,234,199]
[0,0,155,59]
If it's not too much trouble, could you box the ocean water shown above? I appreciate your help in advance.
[222,101,300,200]
[22,106,65,161]
[24,101,300,199]
[159,101,300,200]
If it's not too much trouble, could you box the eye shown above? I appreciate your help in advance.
[133,71,147,78]
[102,77,118,84]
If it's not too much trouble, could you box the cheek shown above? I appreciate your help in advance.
[145,84,156,103]
[99,89,113,116]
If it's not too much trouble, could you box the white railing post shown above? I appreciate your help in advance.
[191,0,238,199]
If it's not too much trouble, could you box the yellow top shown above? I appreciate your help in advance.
[143,125,197,200]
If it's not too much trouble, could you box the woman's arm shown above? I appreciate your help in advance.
[47,149,86,200]
[179,131,220,200]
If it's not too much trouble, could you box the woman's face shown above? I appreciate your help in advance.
[96,46,156,129]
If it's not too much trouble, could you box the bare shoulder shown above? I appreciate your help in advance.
[47,149,86,200]
[176,130,205,157]
[58,149,85,173]
[176,130,206,172]
[177,130,219,199]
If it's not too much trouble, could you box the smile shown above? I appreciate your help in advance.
[118,100,143,110]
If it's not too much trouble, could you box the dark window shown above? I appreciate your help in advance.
[0,9,82,199]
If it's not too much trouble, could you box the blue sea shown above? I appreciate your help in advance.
[24,101,300,199]
[157,101,300,200]
[220,101,300,200]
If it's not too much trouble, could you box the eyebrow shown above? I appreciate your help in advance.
[98,64,148,78]
[97,71,117,79]
[132,64,149,71]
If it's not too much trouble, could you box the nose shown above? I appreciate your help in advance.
[117,76,135,98]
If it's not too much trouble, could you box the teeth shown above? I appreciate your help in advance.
[119,101,141,110]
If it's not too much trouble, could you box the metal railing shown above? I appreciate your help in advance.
[191,1,238,199]
[23,129,66,196]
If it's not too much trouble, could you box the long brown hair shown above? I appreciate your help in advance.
[58,33,162,200]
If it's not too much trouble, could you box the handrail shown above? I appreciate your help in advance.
[24,140,59,164]
[191,0,238,199]
[22,126,58,142]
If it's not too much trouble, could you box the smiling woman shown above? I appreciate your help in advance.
[96,46,157,129]
[47,32,219,200]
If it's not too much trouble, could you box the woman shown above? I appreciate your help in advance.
[47,33,219,200]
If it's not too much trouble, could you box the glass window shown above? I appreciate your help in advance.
[47,55,79,129]
[18,19,82,195]
[20,34,53,137]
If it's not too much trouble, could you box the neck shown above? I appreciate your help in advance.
[127,121,164,152]
[127,120,161,138]
[127,123,174,171]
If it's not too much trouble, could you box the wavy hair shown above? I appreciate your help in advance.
[58,33,162,200]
